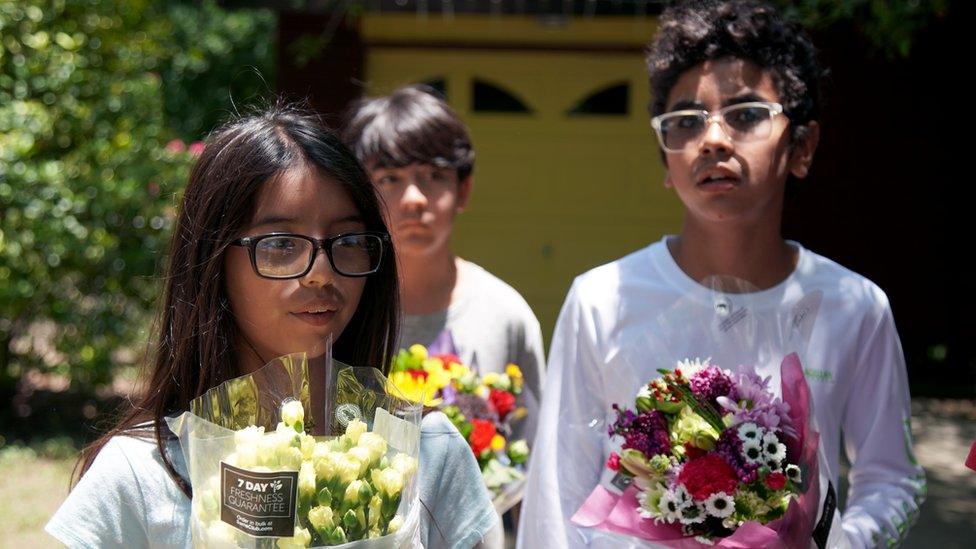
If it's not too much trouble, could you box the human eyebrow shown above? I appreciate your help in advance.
[250,215,298,229]
[722,93,768,107]
[667,100,707,112]
[334,214,364,224]
[330,214,366,230]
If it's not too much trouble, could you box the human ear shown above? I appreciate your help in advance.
[789,121,820,179]
[456,175,473,212]
[664,171,674,189]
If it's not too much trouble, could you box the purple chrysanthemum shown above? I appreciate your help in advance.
[716,371,795,438]
[689,366,737,407]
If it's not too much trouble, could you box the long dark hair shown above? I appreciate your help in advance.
[76,104,400,497]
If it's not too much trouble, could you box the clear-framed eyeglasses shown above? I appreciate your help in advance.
[650,101,785,153]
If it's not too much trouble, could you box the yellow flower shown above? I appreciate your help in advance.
[482,372,501,387]
[234,425,265,450]
[408,344,428,361]
[490,434,506,452]
[299,433,316,460]
[276,526,311,549]
[390,452,418,479]
[506,364,523,379]
[422,358,452,391]
[280,399,304,431]
[446,360,471,380]
[345,419,368,445]
[368,495,382,527]
[388,515,404,534]
[336,454,362,484]
[308,505,335,531]
[299,461,316,499]
[344,479,367,505]
[347,446,373,475]
[371,467,405,498]
[388,371,442,406]
[357,432,388,463]
[313,450,338,481]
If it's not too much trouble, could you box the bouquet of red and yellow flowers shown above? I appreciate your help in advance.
[388,344,529,512]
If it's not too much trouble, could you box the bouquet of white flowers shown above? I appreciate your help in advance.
[167,351,423,548]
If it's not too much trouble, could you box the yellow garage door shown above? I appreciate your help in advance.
[363,16,682,342]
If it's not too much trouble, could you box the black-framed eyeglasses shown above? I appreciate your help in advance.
[650,101,785,153]
[230,231,390,279]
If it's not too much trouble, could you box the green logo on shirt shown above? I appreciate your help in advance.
[803,368,833,382]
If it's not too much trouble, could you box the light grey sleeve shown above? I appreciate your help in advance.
[419,413,499,549]
[46,438,150,549]
[513,312,546,447]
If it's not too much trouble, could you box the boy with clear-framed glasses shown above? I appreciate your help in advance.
[519,1,925,548]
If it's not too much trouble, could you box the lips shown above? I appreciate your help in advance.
[292,311,337,326]
[696,167,741,191]
[398,221,428,231]
[291,301,340,327]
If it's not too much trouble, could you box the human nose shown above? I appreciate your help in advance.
[699,114,734,156]
[300,245,338,287]
[401,180,428,212]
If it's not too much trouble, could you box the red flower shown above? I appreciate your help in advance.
[677,454,739,501]
[188,141,206,156]
[683,442,707,460]
[165,139,186,153]
[488,389,516,421]
[606,452,621,471]
[436,353,462,369]
[765,471,787,491]
[469,419,497,456]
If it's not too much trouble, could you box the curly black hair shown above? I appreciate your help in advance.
[646,0,824,145]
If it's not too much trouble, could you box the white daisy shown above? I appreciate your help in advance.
[786,464,802,483]
[704,491,736,518]
[676,357,711,371]
[637,490,657,519]
[673,484,693,506]
[657,490,682,523]
[677,501,707,525]
[741,439,763,465]
[761,432,787,465]
[736,422,763,443]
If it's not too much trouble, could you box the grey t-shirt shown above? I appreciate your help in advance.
[398,260,546,444]
[46,412,496,549]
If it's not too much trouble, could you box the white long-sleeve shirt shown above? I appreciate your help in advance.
[517,237,925,549]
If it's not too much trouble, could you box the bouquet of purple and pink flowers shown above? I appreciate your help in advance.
[572,354,822,548]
